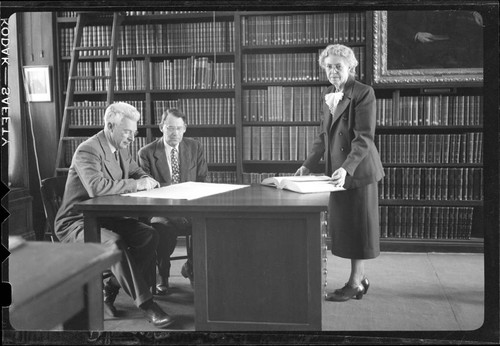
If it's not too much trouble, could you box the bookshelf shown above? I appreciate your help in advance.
[374,87,484,252]
[54,11,483,252]
[55,11,238,183]
[239,11,367,183]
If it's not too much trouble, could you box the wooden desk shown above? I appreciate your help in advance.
[9,240,121,331]
[75,184,329,331]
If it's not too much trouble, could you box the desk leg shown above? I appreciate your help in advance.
[82,214,105,330]
[84,214,101,243]
[62,277,103,330]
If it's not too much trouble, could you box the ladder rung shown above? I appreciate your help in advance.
[61,137,88,141]
[75,46,113,51]
[70,76,111,80]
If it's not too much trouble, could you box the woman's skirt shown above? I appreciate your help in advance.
[328,182,380,259]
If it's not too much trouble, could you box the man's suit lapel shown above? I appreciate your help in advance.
[154,139,171,183]
[327,77,354,133]
[97,131,123,180]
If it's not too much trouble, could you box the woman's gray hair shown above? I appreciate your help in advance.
[318,44,358,75]
[104,102,140,127]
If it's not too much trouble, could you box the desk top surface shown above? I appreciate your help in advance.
[75,184,330,214]
[9,241,121,312]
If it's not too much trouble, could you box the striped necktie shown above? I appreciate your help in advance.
[171,147,180,184]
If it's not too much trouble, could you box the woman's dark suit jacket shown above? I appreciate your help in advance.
[302,75,384,259]
[303,75,384,189]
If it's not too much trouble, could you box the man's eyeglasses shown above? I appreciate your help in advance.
[122,129,139,138]
[165,125,186,133]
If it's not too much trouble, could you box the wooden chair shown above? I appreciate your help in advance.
[40,176,118,281]
[40,176,159,292]
[40,176,68,242]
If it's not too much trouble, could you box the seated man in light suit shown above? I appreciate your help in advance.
[138,108,208,294]
[55,102,175,329]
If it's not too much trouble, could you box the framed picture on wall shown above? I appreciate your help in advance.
[23,66,52,102]
[372,10,484,86]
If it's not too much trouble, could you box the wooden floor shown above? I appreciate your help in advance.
[104,248,484,332]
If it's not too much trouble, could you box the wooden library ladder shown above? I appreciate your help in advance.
[54,12,123,176]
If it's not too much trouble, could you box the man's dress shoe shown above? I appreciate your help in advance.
[181,261,194,288]
[155,283,170,295]
[103,283,120,317]
[142,302,175,329]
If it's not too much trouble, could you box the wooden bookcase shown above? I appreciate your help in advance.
[374,87,483,252]
[53,10,483,252]
[55,11,238,184]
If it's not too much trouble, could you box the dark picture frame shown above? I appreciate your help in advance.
[372,11,484,86]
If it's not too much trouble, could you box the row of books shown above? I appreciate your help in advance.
[62,61,110,92]
[242,48,365,83]
[65,136,236,166]
[65,58,234,91]
[69,101,145,126]
[376,95,483,127]
[241,13,366,46]
[153,99,235,125]
[57,11,208,17]
[64,138,87,166]
[242,126,320,161]
[241,172,284,184]
[379,206,474,240]
[149,58,234,90]
[375,133,483,164]
[190,136,235,164]
[63,60,147,91]
[60,21,234,57]
[207,171,238,184]
[242,86,325,123]
[135,136,236,164]
[379,167,483,201]
[129,137,148,163]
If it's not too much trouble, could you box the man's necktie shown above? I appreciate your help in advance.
[171,147,180,184]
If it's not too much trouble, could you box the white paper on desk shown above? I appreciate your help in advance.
[122,181,249,200]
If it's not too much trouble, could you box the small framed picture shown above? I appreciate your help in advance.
[23,66,52,102]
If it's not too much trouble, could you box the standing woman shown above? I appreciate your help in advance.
[295,44,384,301]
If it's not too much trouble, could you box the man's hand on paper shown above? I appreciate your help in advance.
[295,166,310,176]
[137,177,160,191]
[331,167,347,188]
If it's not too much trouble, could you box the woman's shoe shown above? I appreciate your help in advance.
[155,283,170,295]
[361,277,370,294]
[326,283,364,302]
[333,277,370,295]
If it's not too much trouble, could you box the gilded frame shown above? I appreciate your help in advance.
[372,11,483,86]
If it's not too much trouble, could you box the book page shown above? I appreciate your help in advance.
[261,175,332,188]
[285,180,344,194]
[122,182,249,200]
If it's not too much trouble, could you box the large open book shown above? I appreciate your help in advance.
[261,175,345,194]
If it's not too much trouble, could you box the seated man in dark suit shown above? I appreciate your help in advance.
[138,108,208,294]
[55,102,175,329]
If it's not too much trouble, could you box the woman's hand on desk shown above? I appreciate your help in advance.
[331,168,347,188]
[295,166,311,176]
